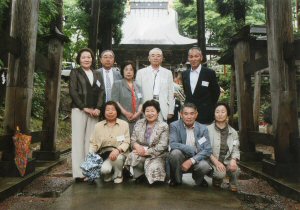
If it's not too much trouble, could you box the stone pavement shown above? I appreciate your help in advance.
[47,174,241,210]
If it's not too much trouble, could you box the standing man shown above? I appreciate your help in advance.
[182,47,220,124]
[169,103,212,187]
[136,48,174,121]
[98,50,122,102]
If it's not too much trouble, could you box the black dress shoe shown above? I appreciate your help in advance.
[199,179,209,187]
[135,175,147,184]
[169,180,181,187]
[75,177,85,183]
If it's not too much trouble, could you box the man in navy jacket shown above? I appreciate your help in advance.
[182,47,220,124]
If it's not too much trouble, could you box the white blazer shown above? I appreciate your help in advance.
[136,66,174,120]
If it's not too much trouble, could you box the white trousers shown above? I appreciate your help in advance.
[71,108,98,178]
[101,154,126,181]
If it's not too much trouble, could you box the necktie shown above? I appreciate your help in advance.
[105,71,111,101]
[153,71,158,91]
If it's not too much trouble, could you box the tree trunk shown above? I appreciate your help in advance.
[98,1,112,53]
[88,0,100,63]
[196,0,207,64]
[233,40,255,158]
[266,0,298,163]
[4,0,39,134]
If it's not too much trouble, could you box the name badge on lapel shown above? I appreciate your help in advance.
[137,93,142,99]
[198,137,207,145]
[96,80,101,87]
[116,135,125,142]
[201,81,209,87]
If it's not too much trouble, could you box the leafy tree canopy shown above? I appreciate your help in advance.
[174,0,265,50]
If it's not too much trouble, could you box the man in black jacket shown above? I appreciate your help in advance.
[182,47,220,124]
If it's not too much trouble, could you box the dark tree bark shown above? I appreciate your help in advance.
[88,0,101,62]
[4,0,39,134]
[196,0,207,64]
[266,0,298,163]
[233,40,255,159]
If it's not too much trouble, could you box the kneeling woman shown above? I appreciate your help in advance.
[207,102,240,191]
[125,100,169,184]
[89,101,130,184]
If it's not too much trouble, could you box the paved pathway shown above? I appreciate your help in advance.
[47,174,241,210]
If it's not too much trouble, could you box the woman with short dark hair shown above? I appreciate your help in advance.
[111,61,143,135]
[69,48,105,182]
[125,100,169,184]
[207,102,240,192]
[89,101,130,184]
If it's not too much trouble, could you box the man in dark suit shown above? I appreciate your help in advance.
[182,47,220,124]
[97,50,122,102]
[169,103,212,187]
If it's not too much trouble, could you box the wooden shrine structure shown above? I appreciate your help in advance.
[218,0,300,181]
[0,0,299,187]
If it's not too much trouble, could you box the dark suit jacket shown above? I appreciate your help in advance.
[182,66,220,124]
[69,68,105,110]
[169,119,212,162]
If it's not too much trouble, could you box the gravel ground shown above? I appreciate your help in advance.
[0,154,299,210]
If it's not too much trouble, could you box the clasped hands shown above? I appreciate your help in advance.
[83,108,100,117]
[133,144,148,157]
[124,111,140,122]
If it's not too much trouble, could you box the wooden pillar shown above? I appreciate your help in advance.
[0,0,38,176]
[252,50,265,131]
[33,0,68,161]
[88,0,100,63]
[233,40,256,160]
[196,0,207,63]
[4,0,39,134]
[264,0,299,179]
[252,70,261,131]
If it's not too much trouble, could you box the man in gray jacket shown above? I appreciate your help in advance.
[97,50,122,102]
[169,103,212,187]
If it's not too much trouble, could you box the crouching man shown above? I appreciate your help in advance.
[168,103,212,187]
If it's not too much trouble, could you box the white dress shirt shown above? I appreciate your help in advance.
[184,123,196,164]
[190,65,201,94]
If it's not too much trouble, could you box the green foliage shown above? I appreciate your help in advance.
[63,0,126,61]
[0,0,9,33]
[99,0,126,45]
[173,1,198,39]
[32,73,46,119]
[218,68,232,104]
[63,0,89,61]
[38,0,59,36]
[215,0,247,22]
[174,0,265,49]
[0,59,4,67]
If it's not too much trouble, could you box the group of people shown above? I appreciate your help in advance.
[69,46,240,191]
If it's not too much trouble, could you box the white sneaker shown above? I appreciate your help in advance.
[114,177,123,184]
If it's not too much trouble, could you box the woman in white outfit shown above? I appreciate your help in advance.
[69,48,105,182]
